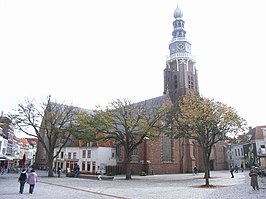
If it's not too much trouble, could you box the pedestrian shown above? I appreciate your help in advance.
[1,167,6,175]
[18,168,28,194]
[27,169,38,194]
[234,165,238,173]
[57,167,61,177]
[74,165,77,173]
[193,166,198,175]
[230,165,234,178]
[240,163,244,172]
[97,174,102,180]
[74,165,80,177]
[249,166,259,190]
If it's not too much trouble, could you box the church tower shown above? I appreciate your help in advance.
[163,4,199,103]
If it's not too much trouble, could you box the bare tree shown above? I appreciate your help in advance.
[76,98,169,180]
[9,96,78,177]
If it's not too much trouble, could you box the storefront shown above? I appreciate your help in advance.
[0,156,15,173]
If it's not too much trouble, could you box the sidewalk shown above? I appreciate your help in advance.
[0,170,265,198]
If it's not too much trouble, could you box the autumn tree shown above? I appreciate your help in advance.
[166,93,247,186]
[76,98,169,180]
[9,96,78,177]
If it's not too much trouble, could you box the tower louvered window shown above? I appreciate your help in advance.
[188,75,194,89]
[174,75,178,88]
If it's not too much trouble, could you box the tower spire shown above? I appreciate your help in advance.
[163,4,199,103]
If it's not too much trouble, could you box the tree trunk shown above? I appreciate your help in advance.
[125,157,131,180]
[201,147,210,186]
[47,153,54,177]
[204,156,210,186]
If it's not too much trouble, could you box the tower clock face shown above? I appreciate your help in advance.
[178,43,185,50]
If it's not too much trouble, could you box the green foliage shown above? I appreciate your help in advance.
[106,172,115,176]
[66,172,75,177]
[76,98,170,179]
[167,93,247,185]
[168,93,247,145]
[139,171,147,176]
[77,98,169,152]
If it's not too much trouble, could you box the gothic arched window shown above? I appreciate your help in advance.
[162,135,172,162]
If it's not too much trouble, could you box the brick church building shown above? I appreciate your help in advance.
[34,3,228,174]
[116,4,228,174]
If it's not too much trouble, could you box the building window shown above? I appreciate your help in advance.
[68,152,71,159]
[241,148,243,156]
[235,149,237,156]
[162,135,172,162]
[87,150,91,158]
[82,150,86,158]
[238,149,240,156]
[60,151,64,159]
[130,147,138,155]
[112,152,115,158]
[87,142,92,147]
[92,161,96,173]
[87,162,91,171]
[116,145,121,157]
[73,152,76,159]
[82,162,85,170]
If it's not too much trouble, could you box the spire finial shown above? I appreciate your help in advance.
[173,3,183,19]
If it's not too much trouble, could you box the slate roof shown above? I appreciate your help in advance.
[248,125,266,140]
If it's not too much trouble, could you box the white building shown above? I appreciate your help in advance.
[54,141,116,174]
[0,127,8,159]
[225,143,244,169]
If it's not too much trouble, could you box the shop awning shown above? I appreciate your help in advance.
[1,156,13,160]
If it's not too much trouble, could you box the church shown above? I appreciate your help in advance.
[34,4,228,174]
[116,4,228,174]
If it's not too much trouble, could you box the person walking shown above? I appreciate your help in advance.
[18,169,28,194]
[234,165,238,173]
[249,166,259,190]
[57,167,61,177]
[240,163,244,172]
[193,166,198,175]
[230,165,234,178]
[74,165,80,177]
[27,169,38,194]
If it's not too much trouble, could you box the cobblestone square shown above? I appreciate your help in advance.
[1,170,265,199]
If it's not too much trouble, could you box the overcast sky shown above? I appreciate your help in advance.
[0,0,265,129]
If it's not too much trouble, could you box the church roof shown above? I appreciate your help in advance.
[133,94,172,108]
[248,125,266,140]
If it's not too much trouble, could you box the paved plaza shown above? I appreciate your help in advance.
[0,170,265,199]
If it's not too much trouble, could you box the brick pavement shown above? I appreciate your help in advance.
[0,170,265,199]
